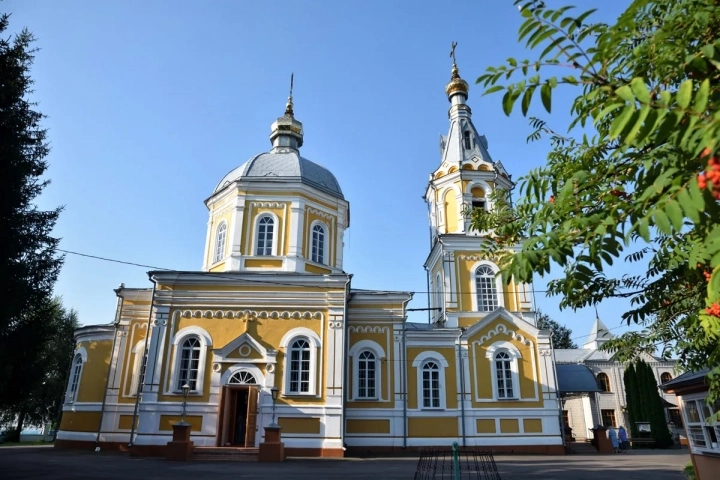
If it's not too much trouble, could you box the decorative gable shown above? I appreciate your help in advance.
[460,307,541,342]
[215,332,268,362]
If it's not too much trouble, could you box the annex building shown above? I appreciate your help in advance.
[56,57,564,456]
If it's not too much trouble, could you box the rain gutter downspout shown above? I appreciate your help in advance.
[128,276,156,448]
[95,285,125,448]
[401,295,412,449]
[457,336,467,447]
[549,332,566,448]
[341,274,352,452]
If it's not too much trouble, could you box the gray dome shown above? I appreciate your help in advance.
[213,150,344,199]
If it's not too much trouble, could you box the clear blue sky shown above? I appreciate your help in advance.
[6,0,634,346]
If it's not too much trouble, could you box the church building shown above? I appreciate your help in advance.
[56,54,564,457]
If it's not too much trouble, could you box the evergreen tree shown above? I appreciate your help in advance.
[623,364,640,438]
[0,13,64,408]
[639,360,673,447]
[536,310,578,349]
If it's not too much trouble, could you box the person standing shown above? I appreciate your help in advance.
[608,425,620,453]
[618,426,629,452]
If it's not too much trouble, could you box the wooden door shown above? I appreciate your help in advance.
[244,387,258,447]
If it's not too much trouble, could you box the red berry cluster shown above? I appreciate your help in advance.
[696,263,712,282]
[697,148,720,200]
[706,302,720,317]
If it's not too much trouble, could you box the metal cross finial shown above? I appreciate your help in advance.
[450,41,458,64]
[289,73,294,99]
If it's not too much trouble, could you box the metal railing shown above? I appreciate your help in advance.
[414,442,501,480]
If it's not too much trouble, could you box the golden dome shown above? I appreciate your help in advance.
[445,63,469,98]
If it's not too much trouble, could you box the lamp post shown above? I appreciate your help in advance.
[270,387,279,427]
[180,384,190,424]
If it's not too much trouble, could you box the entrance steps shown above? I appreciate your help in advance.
[192,446,259,461]
[566,441,597,455]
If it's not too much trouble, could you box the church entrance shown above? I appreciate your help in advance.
[217,383,259,447]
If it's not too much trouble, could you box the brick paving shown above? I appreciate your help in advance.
[0,445,690,479]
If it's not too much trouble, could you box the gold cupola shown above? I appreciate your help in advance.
[445,42,469,101]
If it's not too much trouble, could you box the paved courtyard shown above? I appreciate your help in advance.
[0,446,690,479]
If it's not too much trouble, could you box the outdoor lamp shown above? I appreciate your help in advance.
[180,383,190,423]
[270,386,279,427]
[271,386,279,401]
[182,384,190,398]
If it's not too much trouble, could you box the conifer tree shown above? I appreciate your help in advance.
[0,13,64,408]
[623,364,640,438]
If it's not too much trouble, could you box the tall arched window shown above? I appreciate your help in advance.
[421,360,441,408]
[597,372,611,392]
[255,216,274,256]
[357,350,377,399]
[288,338,311,394]
[228,371,257,385]
[475,265,499,312]
[177,337,202,391]
[214,222,227,263]
[495,351,514,398]
[311,224,326,264]
[661,372,673,384]
[67,354,84,403]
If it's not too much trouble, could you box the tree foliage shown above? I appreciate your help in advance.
[536,310,578,348]
[623,360,672,446]
[470,0,720,401]
[0,14,64,405]
[0,297,78,441]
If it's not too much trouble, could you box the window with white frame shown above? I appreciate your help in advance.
[67,353,84,403]
[255,215,274,256]
[494,350,515,399]
[311,223,326,264]
[228,370,257,385]
[214,222,227,263]
[475,265,499,312]
[176,337,202,391]
[288,338,312,394]
[421,360,442,408]
[683,397,720,451]
[357,350,378,399]
[130,344,145,396]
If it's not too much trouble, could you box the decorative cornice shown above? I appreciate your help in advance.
[307,206,334,220]
[348,325,390,334]
[250,201,286,209]
[472,323,533,347]
[177,309,323,321]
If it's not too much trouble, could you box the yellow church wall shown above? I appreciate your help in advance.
[408,417,458,437]
[59,412,102,432]
[467,319,542,409]
[278,417,321,434]
[455,253,515,313]
[523,419,543,433]
[476,419,496,433]
[159,415,203,432]
[443,190,459,233]
[244,259,283,268]
[76,340,111,403]
[208,262,226,272]
[305,264,331,274]
[406,347,457,410]
[118,415,137,430]
[500,418,519,433]
[346,419,391,434]
[470,187,485,198]
[117,319,149,405]
[237,189,340,213]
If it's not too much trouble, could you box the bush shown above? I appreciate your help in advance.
[684,462,697,480]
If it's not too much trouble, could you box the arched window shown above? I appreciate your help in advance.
[463,131,472,150]
[177,337,202,391]
[660,372,673,384]
[67,354,84,403]
[495,351,515,399]
[357,350,377,399]
[255,216,274,256]
[311,223,326,264]
[421,360,441,408]
[228,371,257,385]
[597,372,611,392]
[214,222,227,263]
[130,342,145,396]
[288,338,311,394]
[475,265,499,312]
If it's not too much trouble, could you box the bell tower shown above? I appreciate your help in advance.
[423,43,534,327]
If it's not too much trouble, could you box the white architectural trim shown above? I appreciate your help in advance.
[349,340,385,401]
[309,219,329,265]
[280,327,322,397]
[412,351,449,411]
[127,340,144,397]
[253,212,280,256]
[65,347,88,404]
[167,326,212,396]
[221,363,266,387]
[486,341,521,400]
[468,260,504,312]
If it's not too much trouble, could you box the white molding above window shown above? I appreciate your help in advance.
[221,364,265,387]
[279,327,321,348]
[280,327,321,397]
[469,260,504,312]
[412,351,448,410]
[167,326,212,396]
[485,341,521,400]
[349,340,385,401]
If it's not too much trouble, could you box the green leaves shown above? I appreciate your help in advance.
[676,79,692,109]
[540,83,552,113]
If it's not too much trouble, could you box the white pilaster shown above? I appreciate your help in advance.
[230,195,246,256]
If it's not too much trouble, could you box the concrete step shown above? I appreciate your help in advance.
[567,442,597,455]
[192,447,259,462]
